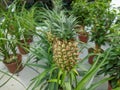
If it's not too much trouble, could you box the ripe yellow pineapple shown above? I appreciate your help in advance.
[43,9,79,71]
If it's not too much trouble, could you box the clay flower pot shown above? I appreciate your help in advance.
[78,31,89,43]
[18,37,33,54]
[88,48,104,64]
[78,34,88,43]
[88,55,95,64]
[88,48,95,64]
[4,54,23,73]
[108,81,112,90]
[74,25,89,43]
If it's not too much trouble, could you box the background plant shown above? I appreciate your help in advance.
[98,25,120,89]
[71,0,91,28]
[89,1,116,50]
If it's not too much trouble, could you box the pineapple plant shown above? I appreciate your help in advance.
[43,9,79,71]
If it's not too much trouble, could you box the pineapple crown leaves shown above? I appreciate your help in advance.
[41,9,78,40]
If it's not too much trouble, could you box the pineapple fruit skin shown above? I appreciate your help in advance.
[53,38,79,71]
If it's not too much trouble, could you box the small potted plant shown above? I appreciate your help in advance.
[4,2,37,54]
[0,2,23,73]
[87,1,116,64]
[71,0,91,43]
[0,28,23,73]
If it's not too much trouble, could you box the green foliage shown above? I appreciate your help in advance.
[98,32,120,88]
[48,48,111,90]
[71,0,91,26]
[4,55,18,63]
[89,1,116,46]
[0,2,20,61]
[113,87,120,90]
[0,28,17,61]
[28,30,111,90]
[0,1,37,63]
[74,49,111,90]
[40,7,78,40]
[17,6,37,39]
[25,31,59,90]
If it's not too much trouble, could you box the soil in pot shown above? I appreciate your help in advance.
[3,54,23,73]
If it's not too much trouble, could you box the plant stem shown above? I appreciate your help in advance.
[80,25,85,31]
[95,43,101,51]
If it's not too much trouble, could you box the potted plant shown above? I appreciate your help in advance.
[87,1,116,64]
[24,1,114,89]
[26,27,112,90]
[26,1,81,89]
[89,0,116,50]
[25,5,111,89]
[0,2,24,73]
[17,6,37,54]
[98,29,120,90]
[27,39,111,90]
[71,0,91,43]
[0,28,23,73]
[0,1,24,54]
[2,1,37,54]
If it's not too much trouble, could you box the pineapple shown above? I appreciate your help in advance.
[43,9,79,71]
[53,38,79,71]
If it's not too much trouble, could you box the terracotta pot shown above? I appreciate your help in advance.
[88,55,95,64]
[78,35,88,43]
[18,45,29,55]
[26,36,33,43]
[18,38,32,54]
[88,48,95,64]
[108,81,112,90]
[4,54,23,73]
[88,48,104,64]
